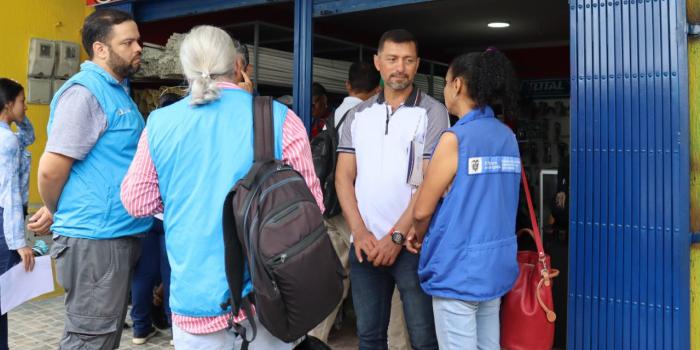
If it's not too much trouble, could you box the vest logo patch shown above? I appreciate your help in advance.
[469,158,483,174]
[468,156,520,175]
[116,108,132,116]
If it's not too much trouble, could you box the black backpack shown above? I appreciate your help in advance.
[310,111,349,218]
[222,96,344,348]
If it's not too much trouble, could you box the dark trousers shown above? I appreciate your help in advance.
[130,219,171,335]
[349,244,438,350]
[0,207,21,350]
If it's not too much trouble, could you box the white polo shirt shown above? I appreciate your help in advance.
[337,88,449,239]
[334,96,363,128]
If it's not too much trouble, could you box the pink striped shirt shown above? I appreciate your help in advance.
[121,82,323,334]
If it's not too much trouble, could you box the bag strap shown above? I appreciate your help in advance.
[520,166,559,323]
[335,109,350,131]
[221,191,247,318]
[221,98,273,348]
[329,109,352,166]
[224,97,274,313]
[324,109,350,136]
[234,298,257,350]
[253,96,275,162]
[222,184,259,350]
[520,166,545,260]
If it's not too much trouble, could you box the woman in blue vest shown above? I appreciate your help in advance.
[0,78,34,350]
[409,49,521,350]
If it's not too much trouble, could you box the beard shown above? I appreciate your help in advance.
[385,73,412,90]
[107,48,140,79]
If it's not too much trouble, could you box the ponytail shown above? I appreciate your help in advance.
[179,25,237,106]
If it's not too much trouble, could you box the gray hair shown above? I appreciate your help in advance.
[179,25,237,105]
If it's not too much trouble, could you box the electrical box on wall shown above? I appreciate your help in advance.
[28,38,56,78]
[27,78,52,104]
[54,41,80,78]
[27,38,80,104]
[52,79,67,96]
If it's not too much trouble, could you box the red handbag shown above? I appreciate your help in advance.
[500,168,560,350]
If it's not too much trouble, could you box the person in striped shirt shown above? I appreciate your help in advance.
[121,25,323,349]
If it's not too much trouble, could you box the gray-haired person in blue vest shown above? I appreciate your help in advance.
[409,49,521,350]
[121,25,324,349]
[37,9,152,349]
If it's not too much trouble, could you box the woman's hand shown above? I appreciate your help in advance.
[405,227,424,254]
[16,247,35,272]
[411,132,459,253]
[238,70,254,93]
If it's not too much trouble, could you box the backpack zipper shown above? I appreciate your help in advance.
[259,198,316,227]
[266,225,327,267]
[241,164,295,283]
[267,204,299,224]
[263,224,325,295]
[258,177,304,203]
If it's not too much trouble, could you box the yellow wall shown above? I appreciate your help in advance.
[0,0,90,209]
[690,9,700,345]
[691,0,700,24]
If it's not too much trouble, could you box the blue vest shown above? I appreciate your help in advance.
[48,61,152,239]
[418,106,521,302]
[147,89,287,317]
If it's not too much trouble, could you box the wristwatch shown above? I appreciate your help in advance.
[391,231,406,245]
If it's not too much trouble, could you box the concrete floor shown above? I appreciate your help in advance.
[8,295,358,349]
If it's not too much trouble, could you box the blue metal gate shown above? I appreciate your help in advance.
[568,0,691,349]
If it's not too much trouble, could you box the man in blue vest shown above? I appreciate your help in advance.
[37,9,152,349]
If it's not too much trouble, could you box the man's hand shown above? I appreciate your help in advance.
[353,229,378,263]
[27,206,53,235]
[367,234,402,267]
[16,247,35,272]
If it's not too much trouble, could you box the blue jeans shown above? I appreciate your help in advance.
[0,208,21,350]
[130,219,171,335]
[432,297,501,350]
[349,244,437,350]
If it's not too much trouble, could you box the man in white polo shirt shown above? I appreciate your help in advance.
[336,29,448,350]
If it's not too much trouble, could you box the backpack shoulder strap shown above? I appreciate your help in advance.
[222,188,258,349]
[253,96,275,162]
[336,109,351,130]
[222,191,244,312]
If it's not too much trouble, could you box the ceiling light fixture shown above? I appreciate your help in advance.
[488,22,510,29]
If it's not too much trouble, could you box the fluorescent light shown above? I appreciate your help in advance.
[488,22,510,29]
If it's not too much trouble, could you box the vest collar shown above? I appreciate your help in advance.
[80,61,125,88]
[456,106,495,126]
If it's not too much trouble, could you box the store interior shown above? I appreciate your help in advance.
[129,1,571,347]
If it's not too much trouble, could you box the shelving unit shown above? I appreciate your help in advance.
[131,21,448,99]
